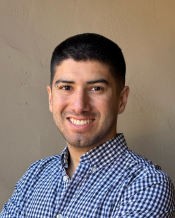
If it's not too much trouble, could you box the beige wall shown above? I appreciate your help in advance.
[0,0,175,209]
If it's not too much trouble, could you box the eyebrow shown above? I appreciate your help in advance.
[55,79,75,85]
[55,79,109,86]
[86,79,109,86]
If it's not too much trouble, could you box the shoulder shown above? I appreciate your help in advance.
[25,154,61,175]
[29,154,61,172]
[123,148,173,190]
[116,149,175,216]
[16,155,62,190]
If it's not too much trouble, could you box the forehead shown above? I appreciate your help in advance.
[53,59,113,82]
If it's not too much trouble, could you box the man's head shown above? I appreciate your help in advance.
[47,33,129,150]
[50,33,126,94]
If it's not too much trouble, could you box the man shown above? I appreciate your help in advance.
[0,33,175,217]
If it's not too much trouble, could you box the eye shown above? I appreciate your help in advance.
[61,85,72,90]
[91,86,104,91]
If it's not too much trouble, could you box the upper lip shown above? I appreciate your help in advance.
[67,117,95,120]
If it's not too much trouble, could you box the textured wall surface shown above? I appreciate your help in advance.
[0,0,175,209]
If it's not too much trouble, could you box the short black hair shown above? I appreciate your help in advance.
[50,33,126,93]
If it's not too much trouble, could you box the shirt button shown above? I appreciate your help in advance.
[63,175,68,181]
[92,167,97,173]
[57,214,62,218]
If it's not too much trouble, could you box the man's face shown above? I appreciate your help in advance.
[47,59,127,149]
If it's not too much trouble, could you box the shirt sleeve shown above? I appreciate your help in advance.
[114,175,175,218]
[0,160,41,218]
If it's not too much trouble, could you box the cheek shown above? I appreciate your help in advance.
[100,101,118,120]
[93,95,117,110]
[52,95,68,112]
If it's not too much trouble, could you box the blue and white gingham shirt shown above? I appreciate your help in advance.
[1,134,175,217]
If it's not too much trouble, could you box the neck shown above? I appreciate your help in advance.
[66,132,117,179]
[66,144,93,179]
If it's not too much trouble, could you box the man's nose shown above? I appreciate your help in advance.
[70,89,91,114]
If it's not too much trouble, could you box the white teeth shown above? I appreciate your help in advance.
[70,118,93,126]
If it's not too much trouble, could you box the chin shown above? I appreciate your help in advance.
[65,134,101,148]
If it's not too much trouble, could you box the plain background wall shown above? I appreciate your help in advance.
[0,0,175,209]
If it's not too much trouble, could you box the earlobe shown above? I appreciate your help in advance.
[118,86,130,115]
[47,85,53,113]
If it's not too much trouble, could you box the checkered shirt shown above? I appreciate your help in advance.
[1,134,175,217]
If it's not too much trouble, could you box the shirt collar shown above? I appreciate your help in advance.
[61,133,128,170]
[61,146,69,169]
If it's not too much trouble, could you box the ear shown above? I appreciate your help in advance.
[117,86,130,115]
[47,85,53,113]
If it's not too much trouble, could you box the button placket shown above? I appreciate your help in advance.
[92,167,97,173]
[63,175,68,182]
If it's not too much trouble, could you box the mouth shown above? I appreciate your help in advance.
[69,118,95,126]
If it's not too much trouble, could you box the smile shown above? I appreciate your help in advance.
[69,118,94,126]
